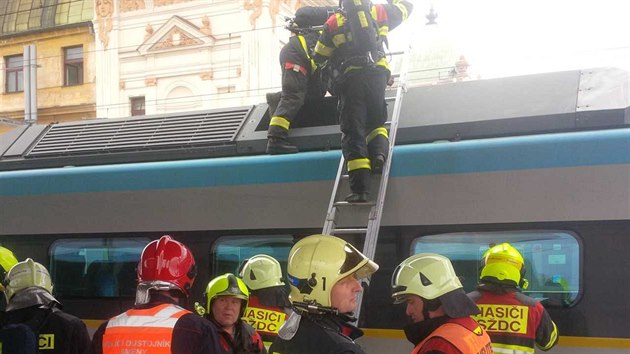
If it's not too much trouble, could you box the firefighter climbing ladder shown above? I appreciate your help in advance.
[322,46,413,320]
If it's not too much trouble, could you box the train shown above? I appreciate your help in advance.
[1,67,629,353]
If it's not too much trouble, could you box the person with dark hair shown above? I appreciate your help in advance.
[468,243,559,353]
[197,273,266,354]
[392,253,492,354]
[91,235,221,354]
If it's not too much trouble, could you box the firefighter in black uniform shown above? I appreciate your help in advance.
[266,7,334,154]
[269,234,378,354]
[2,258,91,354]
[313,0,413,202]
[238,254,291,350]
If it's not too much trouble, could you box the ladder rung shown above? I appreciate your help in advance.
[334,201,376,207]
[385,96,396,101]
[332,228,368,235]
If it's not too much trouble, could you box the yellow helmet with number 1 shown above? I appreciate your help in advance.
[286,234,378,307]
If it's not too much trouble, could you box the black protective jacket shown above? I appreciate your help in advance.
[2,303,91,354]
[269,313,366,354]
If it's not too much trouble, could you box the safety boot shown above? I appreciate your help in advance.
[344,192,370,203]
[266,137,298,154]
[346,169,371,202]
[371,154,386,174]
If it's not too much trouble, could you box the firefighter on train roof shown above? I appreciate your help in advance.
[265,6,336,155]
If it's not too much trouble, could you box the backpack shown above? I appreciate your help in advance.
[340,0,379,57]
[0,323,38,354]
[294,6,336,28]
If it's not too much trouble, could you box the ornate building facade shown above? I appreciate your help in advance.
[94,0,336,119]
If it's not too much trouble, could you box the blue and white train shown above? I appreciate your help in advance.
[1,67,629,353]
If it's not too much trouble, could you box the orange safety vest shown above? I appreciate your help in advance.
[102,303,191,354]
[412,322,493,354]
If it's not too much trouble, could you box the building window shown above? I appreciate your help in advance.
[5,55,24,93]
[130,96,145,116]
[64,46,83,86]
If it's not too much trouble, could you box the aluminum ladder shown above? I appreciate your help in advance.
[321,46,413,321]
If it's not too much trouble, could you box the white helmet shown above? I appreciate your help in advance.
[238,254,285,290]
[4,258,53,302]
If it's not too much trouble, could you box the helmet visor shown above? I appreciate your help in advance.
[340,243,378,280]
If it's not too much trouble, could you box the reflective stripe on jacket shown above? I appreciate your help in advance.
[102,303,191,354]
[242,294,287,349]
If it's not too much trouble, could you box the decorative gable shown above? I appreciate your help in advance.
[138,15,215,55]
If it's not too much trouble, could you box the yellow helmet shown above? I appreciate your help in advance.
[238,254,285,290]
[203,273,249,315]
[480,243,527,288]
[286,234,378,307]
[0,247,18,291]
[4,258,53,302]
[391,253,462,303]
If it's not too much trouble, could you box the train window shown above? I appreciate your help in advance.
[412,231,580,307]
[49,238,150,298]
[210,235,293,278]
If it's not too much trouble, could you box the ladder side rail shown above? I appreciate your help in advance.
[361,43,412,262]
[354,43,413,322]
[322,156,346,235]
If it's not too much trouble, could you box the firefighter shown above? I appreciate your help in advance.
[91,235,221,354]
[2,258,91,354]
[266,9,331,155]
[269,234,378,354]
[468,243,559,353]
[392,253,493,354]
[238,255,291,349]
[197,273,266,354]
[313,0,413,202]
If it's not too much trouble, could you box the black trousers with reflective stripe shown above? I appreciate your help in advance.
[338,68,389,192]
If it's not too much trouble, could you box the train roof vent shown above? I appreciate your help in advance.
[27,107,251,157]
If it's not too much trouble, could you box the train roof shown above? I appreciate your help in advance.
[1,67,629,171]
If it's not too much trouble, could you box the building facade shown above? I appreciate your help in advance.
[94,0,336,119]
[0,0,96,134]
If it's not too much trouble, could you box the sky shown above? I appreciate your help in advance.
[383,0,630,79]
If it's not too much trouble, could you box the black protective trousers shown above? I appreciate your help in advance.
[338,68,389,193]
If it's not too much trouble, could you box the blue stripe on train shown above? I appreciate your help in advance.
[2,128,630,196]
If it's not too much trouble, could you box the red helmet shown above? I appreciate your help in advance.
[137,235,197,301]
